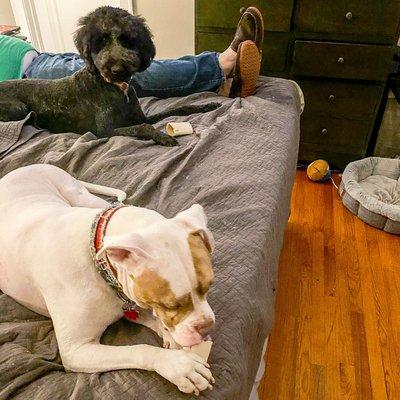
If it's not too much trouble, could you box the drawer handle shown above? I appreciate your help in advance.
[337,57,345,64]
[329,94,335,101]
[321,128,328,135]
[345,11,353,20]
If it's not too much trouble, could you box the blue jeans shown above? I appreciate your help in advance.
[25,51,224,98]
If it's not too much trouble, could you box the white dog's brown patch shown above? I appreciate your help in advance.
[132,269,193,327]
[188,233,214,297]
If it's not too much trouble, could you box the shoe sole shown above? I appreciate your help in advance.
[237,40,261,98]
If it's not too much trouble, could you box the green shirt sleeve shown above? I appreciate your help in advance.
[0,35,35,81]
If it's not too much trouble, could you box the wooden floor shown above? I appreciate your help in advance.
[258,171,400,400]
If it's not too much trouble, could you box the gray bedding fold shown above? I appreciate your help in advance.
[0,77,300,400]
[0,113,41,155]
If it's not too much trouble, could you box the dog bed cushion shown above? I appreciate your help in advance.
[340,157,400,234]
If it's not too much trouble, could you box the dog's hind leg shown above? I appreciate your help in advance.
[79,181,127,203]
[146,103,221,124]
[0,99,31,122]
[60,183,111,208]
[52,171,111,208]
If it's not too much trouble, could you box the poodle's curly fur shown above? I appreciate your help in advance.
[0,6,219,146]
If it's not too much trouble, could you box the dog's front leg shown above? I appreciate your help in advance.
[61,341,213,394]
[47,297,213,394]
[113,124,178,147]
[96,111,178,146]
[134,310,181,349]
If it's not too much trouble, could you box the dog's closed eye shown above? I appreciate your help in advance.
[160,294,191,311]
[162,304,180,311]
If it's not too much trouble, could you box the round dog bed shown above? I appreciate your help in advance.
[339,157,400,235]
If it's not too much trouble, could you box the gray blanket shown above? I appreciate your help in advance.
[0,77,300,400]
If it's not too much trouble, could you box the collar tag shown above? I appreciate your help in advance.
[123,301,140,321]
[124,309,139,321]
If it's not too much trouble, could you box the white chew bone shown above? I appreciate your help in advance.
[166,122,194,137]
[185,341,213,362]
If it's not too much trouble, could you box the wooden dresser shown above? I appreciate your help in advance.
[195,1,400,169]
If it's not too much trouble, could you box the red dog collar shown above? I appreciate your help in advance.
[92,204,140,321]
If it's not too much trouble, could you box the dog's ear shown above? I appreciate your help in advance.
[97,233,154,265]
[133,16,156,72]
[174,204,215,252]
[74,16,97,74]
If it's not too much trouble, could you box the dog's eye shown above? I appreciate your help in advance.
[94,33,109,49]
[118,34,134,48]
[162,304,180,311]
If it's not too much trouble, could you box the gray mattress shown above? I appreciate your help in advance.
[0,77,300,400]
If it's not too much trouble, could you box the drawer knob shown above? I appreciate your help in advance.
[321,128,328,135]
[337,57,345,64]
[345,11,353,20]
[329,94,335,101]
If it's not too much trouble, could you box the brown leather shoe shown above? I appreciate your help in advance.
[230,7,264,55]
[230,40,261,98]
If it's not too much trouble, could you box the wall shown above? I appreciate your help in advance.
[32,0,127,52]
[135,0,194,59]
[0,0,15,25]
[8,0,194,57]
[54,0,195,58]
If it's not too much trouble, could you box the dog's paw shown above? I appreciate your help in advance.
[203,102,221,112]
[154,349,214,395]
[154,133,179,147]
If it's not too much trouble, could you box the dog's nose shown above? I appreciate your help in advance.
[194,318,214,336]
[111,65,125,75]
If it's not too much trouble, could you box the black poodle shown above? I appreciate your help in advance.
[0,6,219,146]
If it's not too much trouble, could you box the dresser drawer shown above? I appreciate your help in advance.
[196,32,289,72]
[293,41,394,81]
[299,142,364,169]
[299,80,382,120]
[196,0,293,32]
[301,116,371,149]
[296,0,400,40]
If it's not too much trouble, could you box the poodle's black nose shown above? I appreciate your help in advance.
[111,65,125,75]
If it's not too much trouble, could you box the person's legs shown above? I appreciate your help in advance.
[25,52,85,79]
[25,50,225,98]
[218,47,238,76]
[131,6,263,98]
[131,51,224,99]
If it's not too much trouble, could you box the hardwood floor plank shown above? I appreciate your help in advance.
[353,220,388,400]
[365,227,400,399]
[339,363,357,399]
[311,364,326,400]
[350,311,373,399]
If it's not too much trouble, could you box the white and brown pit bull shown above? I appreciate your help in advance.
[0,164,215,395]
